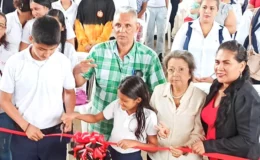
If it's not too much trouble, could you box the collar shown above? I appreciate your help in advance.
[112,40,137,59]
[24,45,53,63]
[14,10,22,25]
[191,18,223,32]
[162,82,195,103]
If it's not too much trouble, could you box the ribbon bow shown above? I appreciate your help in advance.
[69,132,110,160]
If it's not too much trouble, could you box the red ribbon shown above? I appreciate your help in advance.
[0,128,254,160]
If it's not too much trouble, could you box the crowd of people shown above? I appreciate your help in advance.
[0,0,259,160]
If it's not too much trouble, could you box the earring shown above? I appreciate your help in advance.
[240,72,242,79]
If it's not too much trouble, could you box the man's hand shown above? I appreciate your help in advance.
[73,59,97,75]
[25,124,44,141]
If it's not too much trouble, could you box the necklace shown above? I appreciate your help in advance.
[171,86,186,99]
[172,93,184,99]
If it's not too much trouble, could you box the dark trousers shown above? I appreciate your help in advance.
[11,123,70,160]
[105,146,142,160]
[0,113,14,160]
[169,0,180,30]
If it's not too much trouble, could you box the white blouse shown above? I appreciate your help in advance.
[51,0,78,27]
[171,19,231,78]
[148,82,206,160]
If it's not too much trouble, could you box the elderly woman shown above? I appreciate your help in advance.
[148,50,206,160]
[192,40,260,160]
[172,0,231,83]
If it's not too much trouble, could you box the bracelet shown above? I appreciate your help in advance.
[24,123,30,132]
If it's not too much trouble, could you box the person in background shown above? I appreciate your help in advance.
[20,0,76,51]
[75,0,115,52]
[51,0,78,28]
[0,16,75,160]
[0,12,15,160]
[184,0,201,22]
[214,1,237,34]
[248,0,260,8]
[146,0,169,62]
[148,51,206,160]
[72,7,166,140]
[113,0,138,10]
[0,0,15,14]
[6,0,32,54]
[171,0,231,83]
[47,9,77,69]
[169,0,180,35]
[62,76,158,160]
[136,0,148,42]
[192,40,260,160]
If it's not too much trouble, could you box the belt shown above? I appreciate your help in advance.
[14,123,62,135]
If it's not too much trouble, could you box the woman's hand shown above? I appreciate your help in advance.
[191,141,205,155]
[117,139,137,150]
[170,146,184,158]
[155,122,170,139]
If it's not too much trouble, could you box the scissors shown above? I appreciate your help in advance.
[60,123,65,142]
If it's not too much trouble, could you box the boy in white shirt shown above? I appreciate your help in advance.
[0,16,76,160]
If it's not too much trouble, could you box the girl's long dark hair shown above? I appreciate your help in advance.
[47,9,67,54]
[0,12,8,49]
[118,76,154,140]
[214,40,250,128]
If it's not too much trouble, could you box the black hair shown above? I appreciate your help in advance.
[118,76,154,140]
[30,0,51,9]
[217,40,250,81]
[47,9,67,54]
[0,12,8,49]
[13,0,31,12]
[215,40,249,127]
[32,15,61,46]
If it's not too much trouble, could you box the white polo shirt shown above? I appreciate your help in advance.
[0,45,13,81]
[0,46,75,129]
[171,19,231,78]
[147,0,166,7]
[103,99,158,154]
[21,18,76,44]
[52,0,78,27]
[113,0,137,10]
[236,10,260,52]
[6,10,24,54]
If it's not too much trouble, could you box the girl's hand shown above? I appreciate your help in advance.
[170,146,183,158]
[61,113,77,124]
[191,141,205,155]
[155,121,170,139]
[117,139,137,150]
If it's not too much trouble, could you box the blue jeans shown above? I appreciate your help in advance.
[0,113,14,160]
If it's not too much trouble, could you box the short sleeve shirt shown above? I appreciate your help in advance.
[83,40,166,139]
[103,99,158,153]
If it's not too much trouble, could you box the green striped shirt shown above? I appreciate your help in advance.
[83,40,166,139]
